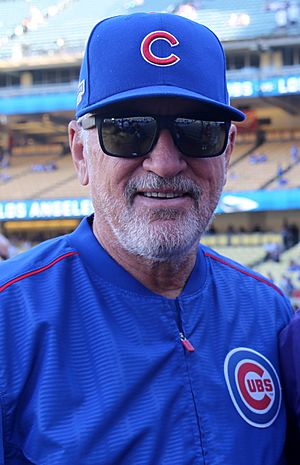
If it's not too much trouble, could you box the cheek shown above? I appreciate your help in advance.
[88,153,138,200]
[83,146,108,198]
[192,158,227,192]
[216,160,228,188]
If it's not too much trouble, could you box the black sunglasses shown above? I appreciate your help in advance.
[78,114,231,159]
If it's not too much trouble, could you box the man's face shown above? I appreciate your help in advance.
[70,98,236,261]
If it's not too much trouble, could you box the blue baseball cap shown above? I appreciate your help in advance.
[76,12,245,121]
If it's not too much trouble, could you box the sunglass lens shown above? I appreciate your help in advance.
[174,119,227,158]
[101,117,157,157]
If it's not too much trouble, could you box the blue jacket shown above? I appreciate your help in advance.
[0,216,293,464]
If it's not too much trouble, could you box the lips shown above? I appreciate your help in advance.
[124,173,201,205]
[141,192,185,199]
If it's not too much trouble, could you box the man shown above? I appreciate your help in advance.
[0,233,10,260]
[0,12,293,465]
[279,310,300,464]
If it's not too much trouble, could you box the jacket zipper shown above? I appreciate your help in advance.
[176,300,195,352]
[176,301,205,463]
[180,332,195,352]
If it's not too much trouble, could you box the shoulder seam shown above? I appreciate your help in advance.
[0,251,79,293]
[204,251,284,296]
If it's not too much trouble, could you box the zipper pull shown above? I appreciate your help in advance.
[180,332,195,352]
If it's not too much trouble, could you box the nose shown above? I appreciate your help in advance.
[142,130,187,178]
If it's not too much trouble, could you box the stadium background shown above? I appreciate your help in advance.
[0,0,300,306]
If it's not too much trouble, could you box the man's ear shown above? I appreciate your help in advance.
[68,120,89,186]
[223,124,237,184]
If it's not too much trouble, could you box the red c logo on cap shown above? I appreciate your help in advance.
[141,30,180,67]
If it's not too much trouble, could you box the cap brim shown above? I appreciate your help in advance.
[77,85,246,121]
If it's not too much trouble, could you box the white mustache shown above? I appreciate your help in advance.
[124,174,201,203]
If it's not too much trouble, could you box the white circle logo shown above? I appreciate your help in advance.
[224,348,281,428]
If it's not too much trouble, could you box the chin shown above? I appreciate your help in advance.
[119,225,201,262]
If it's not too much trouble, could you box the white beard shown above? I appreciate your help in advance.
[96,173,221,262]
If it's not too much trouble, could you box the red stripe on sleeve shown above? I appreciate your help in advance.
[204,251,284,296]
[0,251,79,292]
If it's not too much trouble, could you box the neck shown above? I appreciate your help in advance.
[93,221,198,298]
